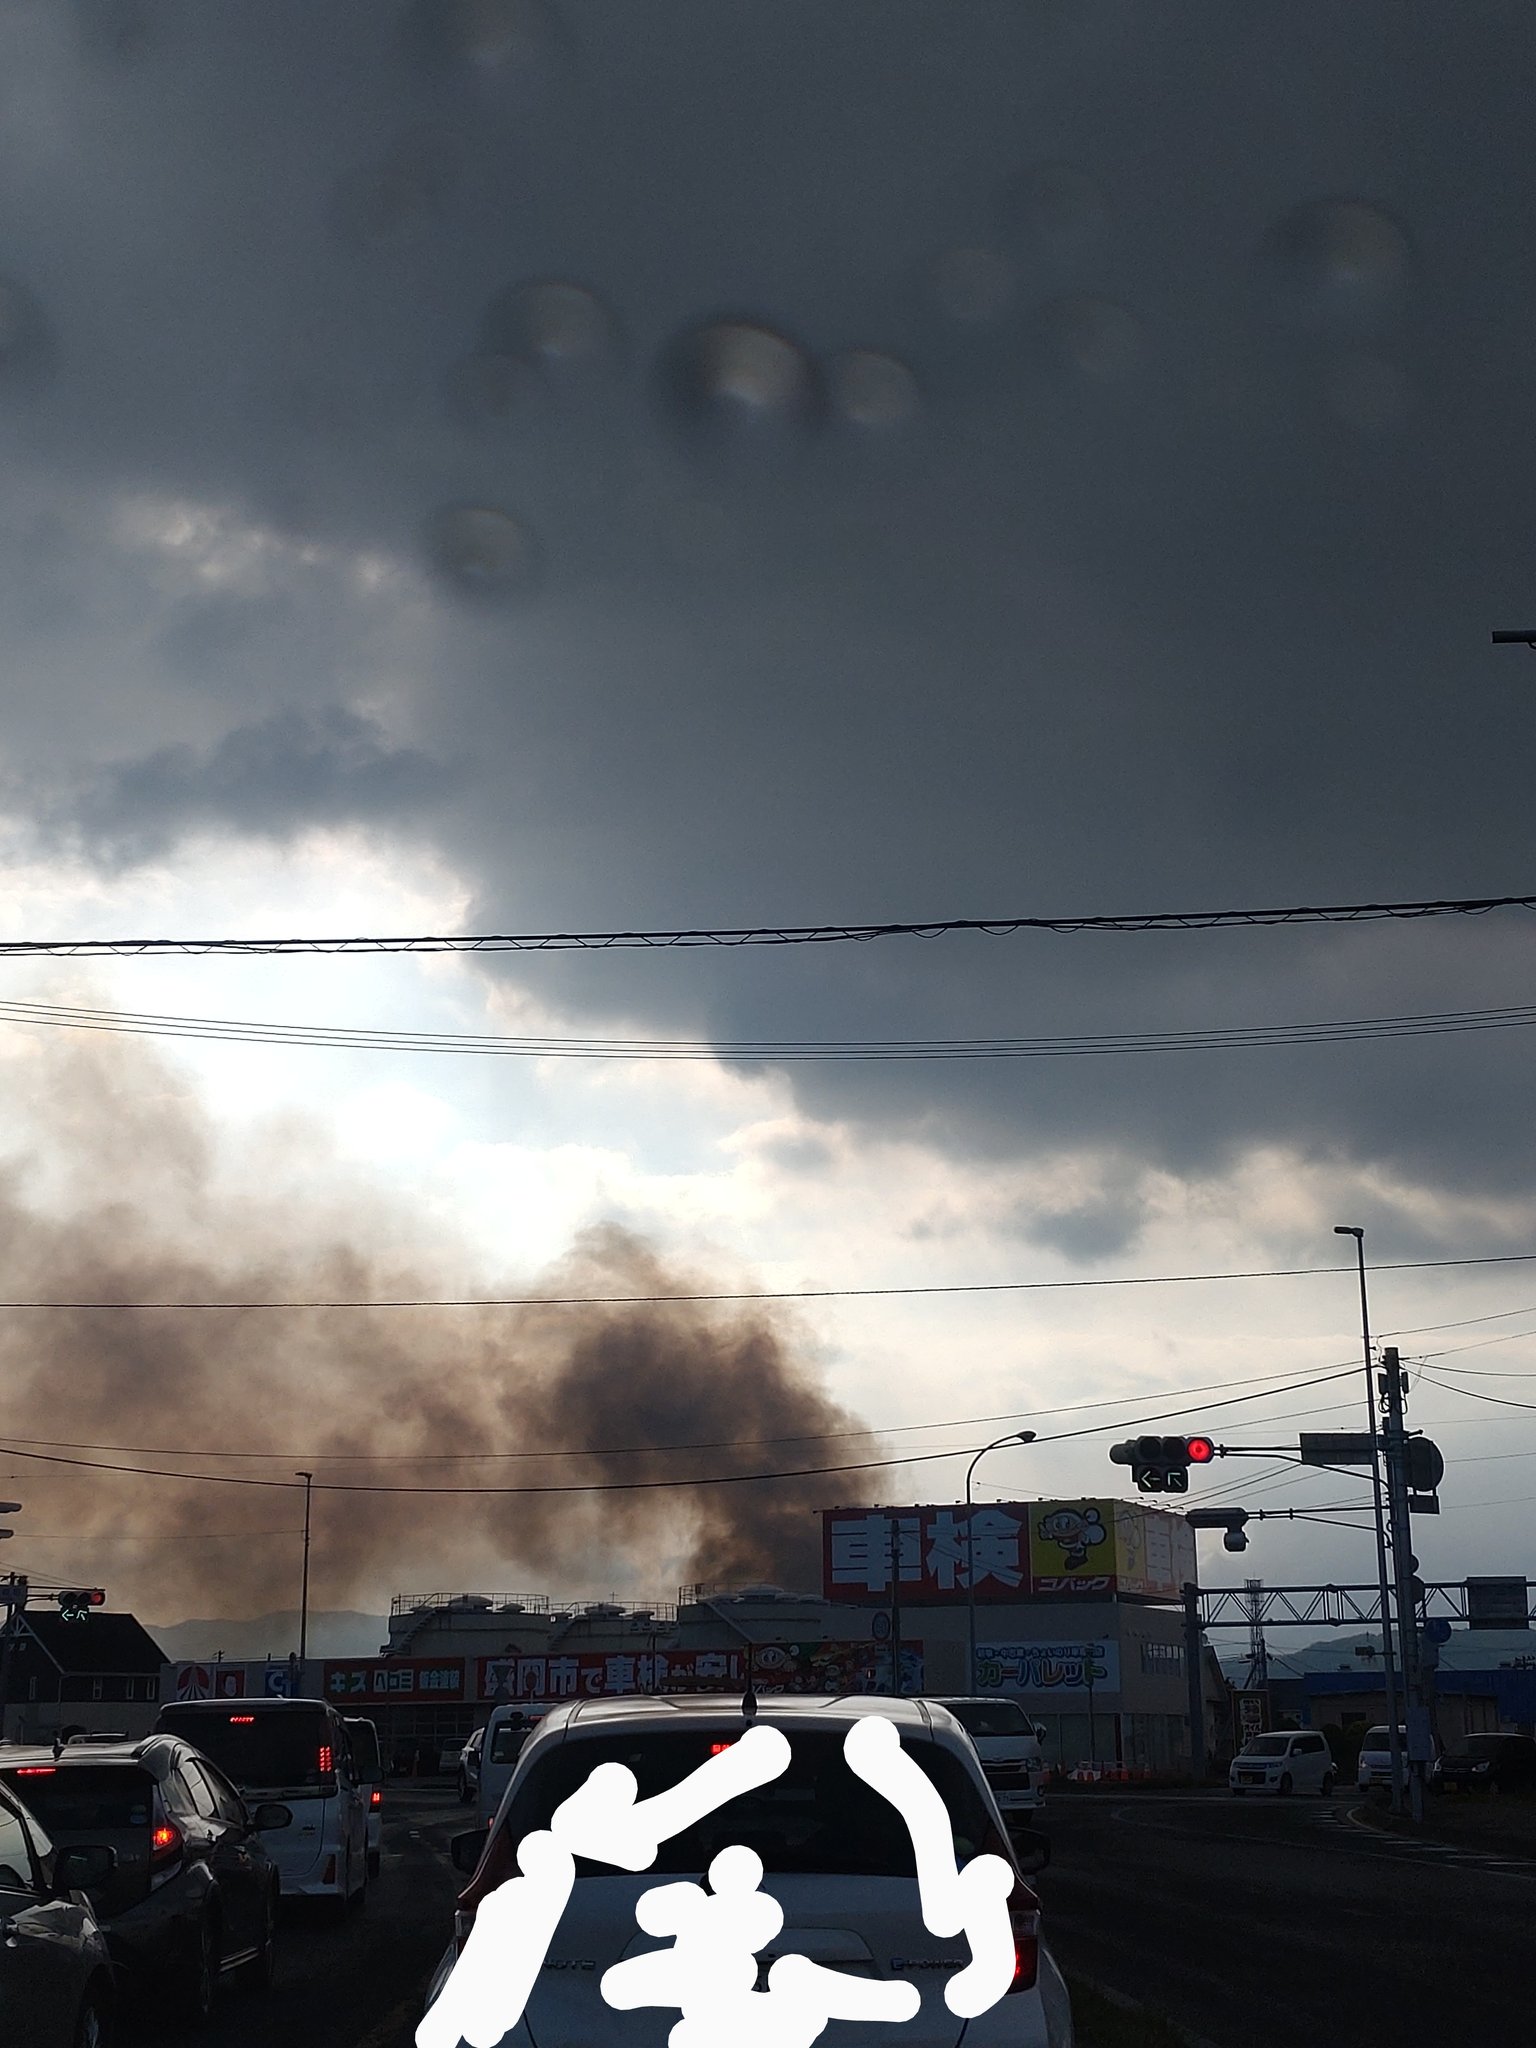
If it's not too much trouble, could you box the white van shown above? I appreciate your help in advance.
[476,1705,543,1831]
[1229,1729,1336,1797]
[931,1697,1048,1815]
[157,1697,369,1911]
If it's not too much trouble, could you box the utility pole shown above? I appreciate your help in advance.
[0,1571,28,1737]
[888,1515,902,1697]
[1182,1583,1206,1778]
[295,1471,314,1666]
[1379,1347,1427,1824]
[1334,1226,1405,1813]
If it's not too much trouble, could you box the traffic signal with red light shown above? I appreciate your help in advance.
[1109,1434,1219,1492]
[56,1590,106,1621]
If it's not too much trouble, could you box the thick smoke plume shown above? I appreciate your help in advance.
[0,1032,881,1620]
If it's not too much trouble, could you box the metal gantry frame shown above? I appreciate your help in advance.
[1198,1580,1536,1628]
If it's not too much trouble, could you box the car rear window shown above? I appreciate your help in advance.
[1241,1736,1292,1757]
[500,1728,997,1878]
[345,1720,382,1779]
[2,1766,153,1833]
[489,1723,529,1765]
[157,1707,335,1792]
[941,1700,1032,1738]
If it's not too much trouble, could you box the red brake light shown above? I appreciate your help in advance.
[228,1715,255,1725]
[708,1742,733,1755]
[317,1744,334,1776]
[1006,1892,1040,1994]
[15,1766,56,1776]
[151,1820,182,1868]
[1186,1436,1216,1464]
[370,1788,382,1808]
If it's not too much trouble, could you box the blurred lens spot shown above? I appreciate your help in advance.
[1272,199,1410,329]
[443,352,539,426]
[1041,294,1140,381]
[931,246,1015,324]
[1001,162,1109,258]
[826,349,920,430]
[425,505,541,599]
[481,280,620,374]
[385,125,462,209]
[402,0,566,77]
[1324,350,1411,435]
[658,320,820,439]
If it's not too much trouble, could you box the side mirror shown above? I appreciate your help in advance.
[52,1843,115,1896]
[451,1829,487,1876]
[1007,1825,1051,1876]
[251,1802,293,1832]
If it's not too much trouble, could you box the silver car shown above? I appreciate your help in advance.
[425,1693,1073,2047]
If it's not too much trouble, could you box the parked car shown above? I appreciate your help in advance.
[456,1725,484,1805]
[931,1697,1048,1816]
[344,1717,384,1878]
[155,1697,368,1913]
[1432,1733,1536,1793]
[1229,1730,1336,1796]
[0,1733,285,2024]
[427,1694,1072,2048]
[1356,1725,1409,1791]
[0,1777,117,2048]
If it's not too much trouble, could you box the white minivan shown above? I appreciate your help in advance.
[1229,1729,1336,1796]
[158,1696,370,1911]
[932,1696,1048,1816]
[475,1704,544,1831]
[1355,1725,1408,1791]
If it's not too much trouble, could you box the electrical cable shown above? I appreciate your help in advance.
[1,891,1534,955]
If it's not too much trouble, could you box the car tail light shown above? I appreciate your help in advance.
[1007,1892,1040,1994]
[151,1820,183,1872]
[15,1766,56,1776]
[317,1744,334,1776]
[323,1855,337,1885]
[370,1788,382,1809]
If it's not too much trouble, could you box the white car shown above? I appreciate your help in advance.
[931,1697,1047,1815]
[1229,1730,1336,1797]
[1355,1725,1408,1791]
[427,1693,1074,2047]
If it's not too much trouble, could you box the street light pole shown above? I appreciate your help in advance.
[1334,1226,1405,1813]
[295,1471,314,1667]
[965,1430,1037,1694]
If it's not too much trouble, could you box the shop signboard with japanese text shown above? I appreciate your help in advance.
[476,1642,922,1702]
[822,1503,1030,1603]
[322,1657,466,1703]
[973,1640,1119,1697]
[1028,1500,1118,1595]
[1113,1503,1196,1601]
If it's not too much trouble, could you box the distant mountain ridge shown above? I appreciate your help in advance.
[142,1609,389,1663]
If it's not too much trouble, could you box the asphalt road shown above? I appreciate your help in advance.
[122,1781,469,2048]
[1041,1789,1536,2048]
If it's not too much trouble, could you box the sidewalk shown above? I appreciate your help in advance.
[1356,1788,1536,1859]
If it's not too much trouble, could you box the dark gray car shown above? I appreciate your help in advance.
[0,1778,117,2048]
[0,1734,286,2026]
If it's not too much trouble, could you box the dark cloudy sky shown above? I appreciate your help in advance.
[1,1,1534,1622]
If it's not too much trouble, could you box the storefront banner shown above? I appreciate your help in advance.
[322,1656,466,1702]
[973,1640,1119,1695]
[476,1641,923,1702]
[822,1503,1030,1602]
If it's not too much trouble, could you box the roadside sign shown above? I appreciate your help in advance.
[1465,1577,1530,1630]
[1422,1618,1452,1645]
[1298,1432,1377,1465]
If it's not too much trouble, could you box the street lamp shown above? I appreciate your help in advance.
[965,1430,1037,1694]
[295,1471,314,1667]
[1333,1226,1405,1812]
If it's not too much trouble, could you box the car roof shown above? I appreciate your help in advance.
[521,1693,959,1747]
[160,1695,331,1713]
[0,1734,185,1776]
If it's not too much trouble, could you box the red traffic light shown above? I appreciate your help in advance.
[1186,1436,1216,1464]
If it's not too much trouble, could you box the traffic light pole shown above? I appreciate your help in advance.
[1335,1226,1405,1814]
[1182,1581,1206,1780]
[1380,1347,1427,1825]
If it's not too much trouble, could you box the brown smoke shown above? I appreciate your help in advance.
[0,1031,882,1620]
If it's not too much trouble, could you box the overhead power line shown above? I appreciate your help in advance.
[1,892,1534,957]
[12,993,1536,1063]
[4,1248,1536,1310]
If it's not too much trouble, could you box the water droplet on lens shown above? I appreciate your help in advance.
[1001,162,1109,256]
[481,280,619,373]
[1041,294,1139,380]
[826,349,920,430]
[659,320,820,438]
[1273,199,1410,328]
[1324,350,1410,435]
[931,246,1015,324]
[425,505,541,599]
